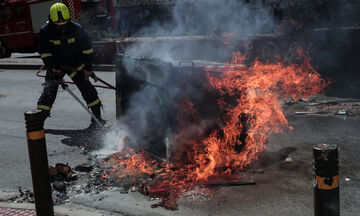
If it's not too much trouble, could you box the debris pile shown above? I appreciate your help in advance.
[293,99,360,116]
[179,187,212,202]
[49,161,113,204]
[7,187,34,203]
[4,147,299,210]
[49,163,77,183]
[48,163,77,205]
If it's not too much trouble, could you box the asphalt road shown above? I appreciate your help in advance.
[1,69,360,215]
[0,69,116,190]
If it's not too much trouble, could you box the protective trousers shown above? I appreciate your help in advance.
[37,69,102,122]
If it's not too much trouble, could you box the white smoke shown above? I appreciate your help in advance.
[95,123,131,156]
[126,0,275,61]
[99,0,276,157]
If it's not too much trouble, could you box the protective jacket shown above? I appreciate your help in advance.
[38,21,94,72]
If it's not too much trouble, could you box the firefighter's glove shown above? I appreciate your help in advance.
[50,68,64,79]
[82,69,98,82]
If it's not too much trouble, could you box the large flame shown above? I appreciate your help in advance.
[103,48,327,209]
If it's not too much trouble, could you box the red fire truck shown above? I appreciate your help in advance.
[0,0,81,58]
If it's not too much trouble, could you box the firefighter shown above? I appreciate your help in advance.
[93,5,112,32]
[37,3,105,130]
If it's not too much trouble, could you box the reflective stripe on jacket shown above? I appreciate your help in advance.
[38,21,94,71]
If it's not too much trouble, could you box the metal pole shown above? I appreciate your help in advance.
[60,82,103,127]
[24,110,54,216]
[313,144,339,216]
[115,56,126,118]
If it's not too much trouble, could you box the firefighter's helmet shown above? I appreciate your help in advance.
[49,3,70,24]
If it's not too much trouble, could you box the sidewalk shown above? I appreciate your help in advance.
[0,191,123,216]
[0,206,36,216]
[0,58,115,72]
[0,202,124,216]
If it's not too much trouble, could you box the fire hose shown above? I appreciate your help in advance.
[35,64,116,90]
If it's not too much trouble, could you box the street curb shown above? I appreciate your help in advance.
[0,202,61,216]
[0,202,119,216]
[0,64,115,72]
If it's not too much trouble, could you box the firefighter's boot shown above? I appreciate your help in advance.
[86,104,106,131]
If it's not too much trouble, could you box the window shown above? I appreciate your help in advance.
[0,6,11,24]
[3,6,11,21]
[16,5,26,20]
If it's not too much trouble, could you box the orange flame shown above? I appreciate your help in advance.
[198,48,327,177]
[105,147,162,178]
[103,48,327,207]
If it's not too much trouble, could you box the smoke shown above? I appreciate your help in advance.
[98,0,277,157]
[98,0,360,158]
[95,123,132,156]
[139,0,274,36]
[295,0,360,98]
[125,0,276,61]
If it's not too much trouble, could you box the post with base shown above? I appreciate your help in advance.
[313,143,339,216]
[24,110,54,216]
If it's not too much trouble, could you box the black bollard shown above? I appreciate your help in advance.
[24,110,54,216]
[313,144,339,216]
